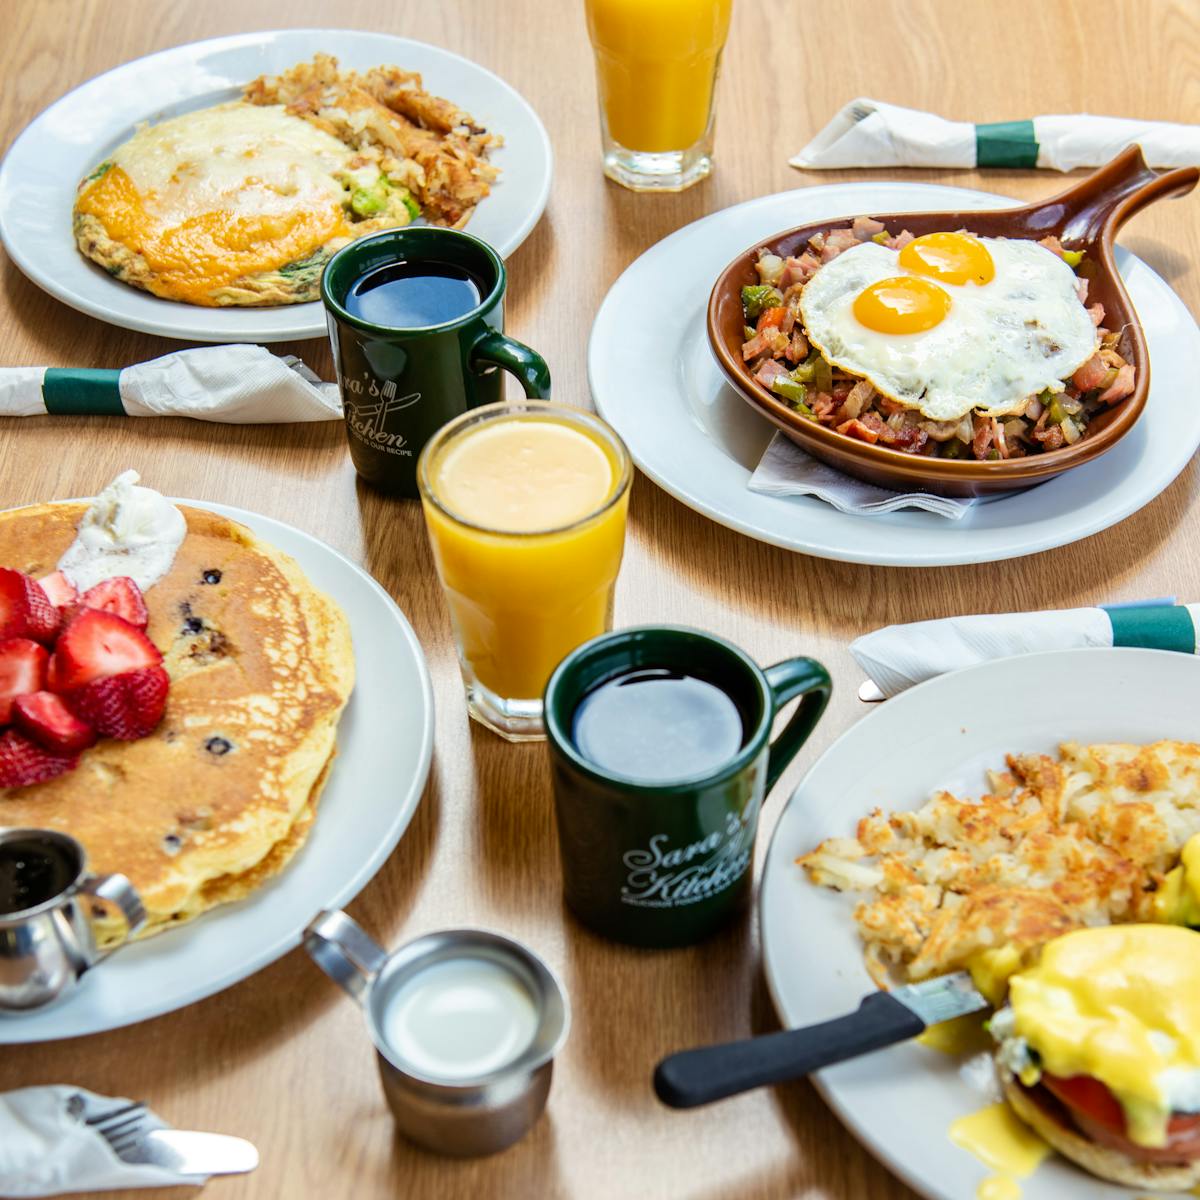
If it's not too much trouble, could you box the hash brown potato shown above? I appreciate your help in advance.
[799,741,1200,995]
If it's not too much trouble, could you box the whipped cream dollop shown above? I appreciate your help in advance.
[57,470,187,593]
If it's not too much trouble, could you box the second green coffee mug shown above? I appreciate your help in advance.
[544,626,832,948]
[321,226,551,496]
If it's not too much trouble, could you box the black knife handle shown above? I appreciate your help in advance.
[653,990,925,1109]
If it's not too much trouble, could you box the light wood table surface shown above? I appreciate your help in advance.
[1,1,1198,1197]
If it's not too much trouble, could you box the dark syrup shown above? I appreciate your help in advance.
[0,836,77,916]
[571,668,746,783]
[344,259,485,328]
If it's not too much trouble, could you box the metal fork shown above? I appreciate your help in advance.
[87,1101,152,1161]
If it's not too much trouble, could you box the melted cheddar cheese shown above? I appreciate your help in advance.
[75,103,353,305]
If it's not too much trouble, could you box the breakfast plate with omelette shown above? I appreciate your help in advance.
[0,29,552,342]
[0,476,433,1042]
[759,647,1200,1199]
[588,182,1200,566]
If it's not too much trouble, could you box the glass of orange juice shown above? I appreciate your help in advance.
[418,400,632,741]
[584,0,734,191]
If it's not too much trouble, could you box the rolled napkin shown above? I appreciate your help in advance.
[792,98,1200,171]
[748,432,973,519]
[852,602,1200,698]
[0,345,341,422]
[0,1086,208,1195]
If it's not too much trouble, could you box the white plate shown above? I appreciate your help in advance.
[0,29,552,343]
[0,500,434,1043]
[589,184,1200,567]
[760,648,1200,1200]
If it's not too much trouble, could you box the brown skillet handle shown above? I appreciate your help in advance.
[1037,145,1199,244]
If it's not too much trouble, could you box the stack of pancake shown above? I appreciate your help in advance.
[0,500,354,942]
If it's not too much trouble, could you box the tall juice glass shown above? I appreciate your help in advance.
[418,401,632,741]
[585,0,733,192]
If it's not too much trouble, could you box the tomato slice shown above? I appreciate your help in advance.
[1039,1073,1200,1162]
[1040,1073,1126,1135]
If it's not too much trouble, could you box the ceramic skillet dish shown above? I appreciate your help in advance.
[708,147,1198,497]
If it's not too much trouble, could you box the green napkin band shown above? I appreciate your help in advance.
[975,120,1039,169]
[1107,605,1196,653]
[42,368,125,416]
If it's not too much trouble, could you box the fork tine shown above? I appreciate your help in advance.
[86,1101,142,1127]
[95,1109,147,1141]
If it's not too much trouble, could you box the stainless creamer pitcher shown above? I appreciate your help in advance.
[0,828,145,1011]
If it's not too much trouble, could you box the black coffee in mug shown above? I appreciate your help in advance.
[571,667,747,782]
[0,834,77,915]
[344,260,485,328]
[321,227,551,497]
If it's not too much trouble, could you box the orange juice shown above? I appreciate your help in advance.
[585,0,733,152]
[419,403,631,738]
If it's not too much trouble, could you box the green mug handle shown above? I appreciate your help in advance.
[470,329,552,399]
[763,658,832,792]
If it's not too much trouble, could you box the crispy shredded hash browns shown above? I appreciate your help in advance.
[244,53,500,228]
[799,742,1200,990]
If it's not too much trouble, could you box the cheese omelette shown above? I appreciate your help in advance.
[0,501,355,941]
[73,53,500,307]
[800,741,1200,998]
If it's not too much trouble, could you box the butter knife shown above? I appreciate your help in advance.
[125,1130,259,1176]
[654,971,988,1109]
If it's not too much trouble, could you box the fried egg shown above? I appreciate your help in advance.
[74,103,363,306]
[799,233,1099,423]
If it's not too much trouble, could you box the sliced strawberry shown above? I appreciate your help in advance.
[65,664,168,740]
[48,609,161,692]
[13,691,96,755]
[78,577,148,631]
[0,569,58,643]
[38,570,79,610]
[0,728,76,788]
[0,637,49,723]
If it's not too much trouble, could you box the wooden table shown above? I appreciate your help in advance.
[2,1,1197,1196]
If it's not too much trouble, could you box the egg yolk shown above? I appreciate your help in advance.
[852,276,951,334]
[898,231,995,286]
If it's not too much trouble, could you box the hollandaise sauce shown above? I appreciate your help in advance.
[75,103,352,305]
[1008,924,1200,1148]
[949,1103,1050,1177]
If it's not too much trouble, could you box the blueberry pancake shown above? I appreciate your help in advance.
[0,501,355,941]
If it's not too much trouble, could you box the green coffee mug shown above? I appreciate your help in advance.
[321,226,551,496]
[544,626,831,948]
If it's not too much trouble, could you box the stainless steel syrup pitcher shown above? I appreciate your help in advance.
[0,828,146,1011]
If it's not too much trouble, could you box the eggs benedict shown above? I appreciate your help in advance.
[991,924,1200,1190]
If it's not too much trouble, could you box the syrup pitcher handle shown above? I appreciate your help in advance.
[469,329,552,399]
[1054,145,1199,244]
[763,658,832,793]
[80,872,147,963]
[304,909,389,1003]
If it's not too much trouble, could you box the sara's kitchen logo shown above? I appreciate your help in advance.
[620,808,757,909]
[344,376,419,457]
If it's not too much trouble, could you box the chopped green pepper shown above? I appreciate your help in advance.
[789,361,816,383]
[741,284,784,320]
[794,401,817,420]
[1047,398,1067,425]
[770,377,808,406]
[812,354,833,395]
[744,325,757,341]
[1061,249,1084,268]
[871,230,891,245]
[941,438,966,459]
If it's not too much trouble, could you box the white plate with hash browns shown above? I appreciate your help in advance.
[0,29,551,342]
[760,647,1200,1200]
